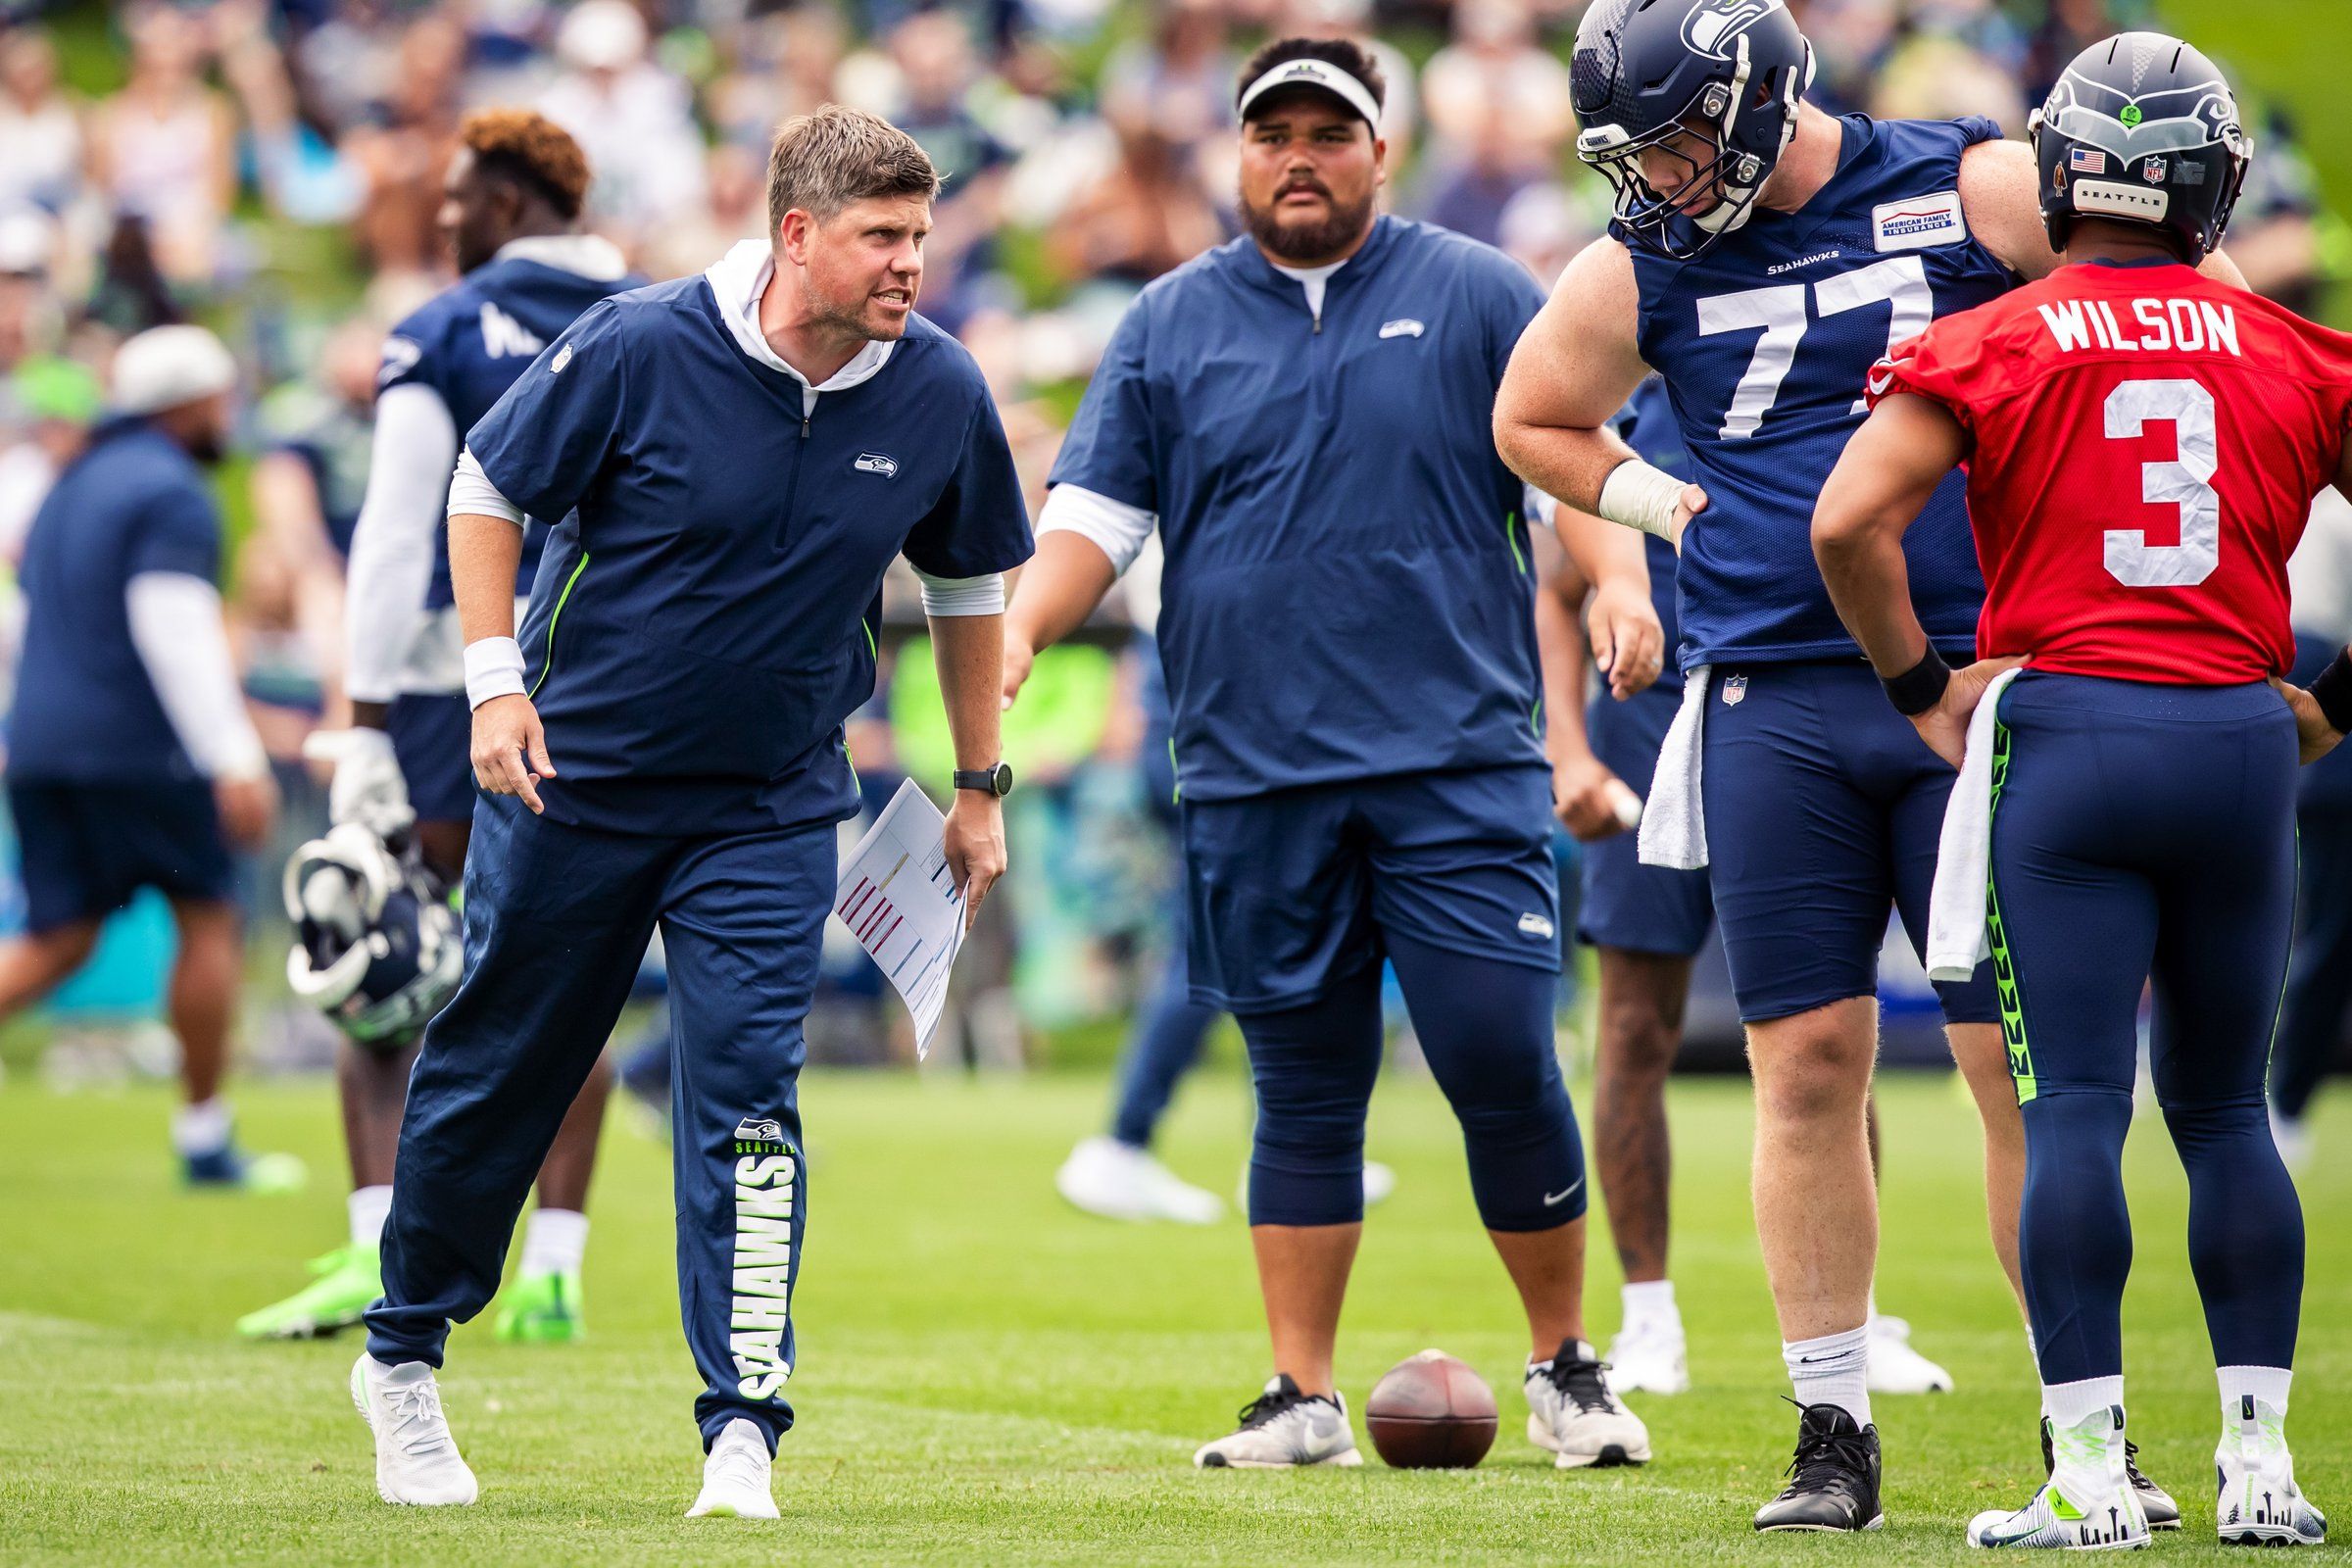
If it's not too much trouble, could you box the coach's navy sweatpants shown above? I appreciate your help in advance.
[1989,673,2303,1388]
[365,792,830,1451]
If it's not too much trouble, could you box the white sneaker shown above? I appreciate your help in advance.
[1194,1376,1363,1468]
[349,1354,478,1506]
[1526,1339,1651,1468]
[1867,1314,1954,1394]
[2217,1396,2327,1546]
[1604,1316,1690,1396]
[1057,1137,1223,1224]
[687,1417,779,1519]
[1967,1404,2147,1549]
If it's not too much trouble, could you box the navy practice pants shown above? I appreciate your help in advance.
[1989,674,2303,1385]
[2271,633,2352,1121]
[366,792,831,1450]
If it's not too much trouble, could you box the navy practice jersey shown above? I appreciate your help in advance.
[9,418,219,781]
[1612,378,1688,691]
[466,283,1032,834]
[1625,115,2014,668]
[379,252,647,608]
[1050,215,1551,803]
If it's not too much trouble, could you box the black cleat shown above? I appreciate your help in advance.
[1754,1401,1885,1533]
[2041,1415,2180,1530]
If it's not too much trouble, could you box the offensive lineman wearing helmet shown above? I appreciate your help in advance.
[1815,32,2340,1549]
[1496,0,2242,1534]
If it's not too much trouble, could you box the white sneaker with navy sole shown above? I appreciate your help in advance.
[2217,1396,2326,1546]
[1526,1339,1651,1468]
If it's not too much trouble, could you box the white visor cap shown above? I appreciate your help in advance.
[1237,57,1381,132]
[112,324,237,416]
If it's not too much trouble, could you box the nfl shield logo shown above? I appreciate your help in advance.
[2141,157,2168,184]
[1721,675,1748,706]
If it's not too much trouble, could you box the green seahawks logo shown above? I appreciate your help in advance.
[2119,104,2144,127]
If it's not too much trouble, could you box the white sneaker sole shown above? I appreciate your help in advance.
[2220,1523,2323,1547]
[349,1358,478,1506]
[1762,1514,1887,1535]
[687,1494,780,1519]
[1195,1448,1364,1469]
[1526,1414,1651,1467]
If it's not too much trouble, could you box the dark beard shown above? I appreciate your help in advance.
[1241,187,1376,265]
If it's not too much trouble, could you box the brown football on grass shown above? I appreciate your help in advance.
[1364,1349,1497,1469]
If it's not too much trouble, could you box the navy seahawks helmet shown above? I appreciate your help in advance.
[2032,32,2249,260]
[283,824,463,1050]
[1571,0,1815,259]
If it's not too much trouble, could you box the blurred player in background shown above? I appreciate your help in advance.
[243,110,643,1346]
[0,324,294,1190]
[1007,37,1663,1474]
[1814,34,2345,1547]
[1494,0,2246,1532]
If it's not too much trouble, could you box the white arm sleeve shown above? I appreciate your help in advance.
[345,382,460,704]
[125,572,268,779]
[912,568,1006,616]
[1036,483,1156,577]
[448,447,525,526]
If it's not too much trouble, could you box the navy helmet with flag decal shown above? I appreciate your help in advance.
[1570,0,1814,260]
[2032,31,2249,261]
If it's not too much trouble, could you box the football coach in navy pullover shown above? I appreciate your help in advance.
[351,107,1032,1518]
[1004,37,1665,1472]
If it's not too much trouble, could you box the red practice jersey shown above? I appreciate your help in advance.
[1869,260,2352,684]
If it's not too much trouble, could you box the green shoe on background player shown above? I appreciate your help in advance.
[494,1269,586,1344]
[237,1245,380,1340]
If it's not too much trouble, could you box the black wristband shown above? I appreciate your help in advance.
[2312,647,2352,736]
[1882,646,1953,716]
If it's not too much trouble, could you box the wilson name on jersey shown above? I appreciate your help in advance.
[1872,259,2352,684]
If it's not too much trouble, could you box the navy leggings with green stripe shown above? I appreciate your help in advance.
[1989,672,2303,1386]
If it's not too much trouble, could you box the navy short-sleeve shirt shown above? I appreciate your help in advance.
[466,279,1033,834]
[9,418,221,782]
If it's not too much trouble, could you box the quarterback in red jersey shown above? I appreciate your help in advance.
[1813,33,2341,1552]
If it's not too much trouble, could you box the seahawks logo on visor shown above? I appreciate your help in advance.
[1681,0,1787,62]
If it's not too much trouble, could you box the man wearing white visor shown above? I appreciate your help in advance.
[1004,36,1662,1472]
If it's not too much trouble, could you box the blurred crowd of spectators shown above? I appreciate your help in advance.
[0,0,2341,1054]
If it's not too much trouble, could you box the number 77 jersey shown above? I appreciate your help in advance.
[1628,114,2016,668]
[1871,259,2352,684]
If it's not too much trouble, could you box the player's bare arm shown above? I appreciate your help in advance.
[1001,530,1118,708]
[1533,531,1632,841]
[1958,138,2247,287]
[1812,393,2022,768]
[932,611,1009,924]
[450,510,553,813]
[1495,238,1705,549]
[1554,502,1663,700]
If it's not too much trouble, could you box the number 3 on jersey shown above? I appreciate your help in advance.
[2103,377,2219,588]
[1697,257,1935,438]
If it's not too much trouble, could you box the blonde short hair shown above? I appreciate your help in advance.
[765,106,940,235]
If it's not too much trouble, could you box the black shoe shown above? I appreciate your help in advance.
[1754,1401,1885,1533]
[2039,1416,2180,1530]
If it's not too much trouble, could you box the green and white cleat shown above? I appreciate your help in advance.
[1969,1405,2148,1550]
[238,1246,381,1340]
[494,1269,586,1344]
[2217,1396,2327,1546]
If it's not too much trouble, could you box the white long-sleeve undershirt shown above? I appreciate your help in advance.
[125,571,268,779]
[344,381,462,703]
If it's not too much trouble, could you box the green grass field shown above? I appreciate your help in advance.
[1,1067,2345,1564]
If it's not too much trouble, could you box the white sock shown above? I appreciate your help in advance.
[2219,1365,2291,1419]
[2043,1374,2125,1433]
[1621,1279,1680,1335]
[172,1098,232,1156]
[1785,1324,1871,1428]
[350,1186,394,1251]
[519,1207,589,1278]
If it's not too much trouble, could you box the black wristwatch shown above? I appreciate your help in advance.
[954,761,1014,798]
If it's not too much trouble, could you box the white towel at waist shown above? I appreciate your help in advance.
[1925,665,2027,981]
[1637,664,1713,870]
